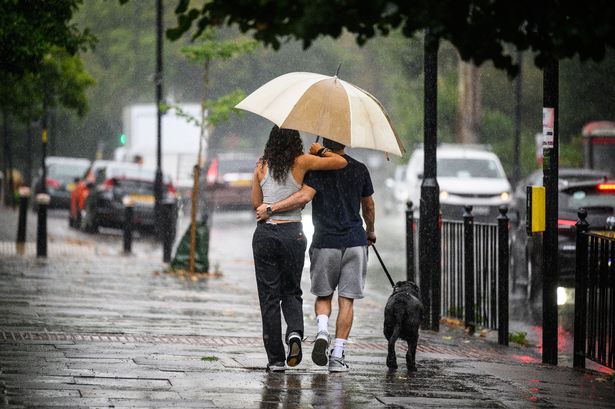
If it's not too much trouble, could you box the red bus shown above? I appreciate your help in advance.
[582,121,615,176]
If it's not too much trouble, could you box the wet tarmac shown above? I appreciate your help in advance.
[1,205,614,408]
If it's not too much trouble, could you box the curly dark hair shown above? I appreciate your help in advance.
[262,125,303,183]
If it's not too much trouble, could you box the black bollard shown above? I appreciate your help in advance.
[36,193,50,258]
[406,201,415,282]
[497,206,509,346]
[573,208,589,369]
[123,197,135,254]
[16,187,31,253]
[161,199,177,263]
[463,205,475,335]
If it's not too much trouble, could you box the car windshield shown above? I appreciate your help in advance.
[437,158,504,179]
[108,166,156,181]
[560,188,615,211]
[47,163,90,183]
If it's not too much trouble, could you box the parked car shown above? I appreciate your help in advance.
[33,156,91,209]
[510,176,615,302]
[203,152,258,211]
[75,161,176,233]
[510,167,610,215]
[404,145,512,221]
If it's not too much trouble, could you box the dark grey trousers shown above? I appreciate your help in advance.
[252,222,307,364]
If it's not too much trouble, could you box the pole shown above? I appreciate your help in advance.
[189,164,200,273]
[36,193,49,257]
[463,205,475,335]
[419,30,441,331]
[154,0,164,242]
[542,58,559,365]
[162,200,176,263]
[573,208,589,369]
[123,198,134,254]
[406,200,415,282]
[497,206,509,346]
[16,187,31,254]
[512,51,523,187]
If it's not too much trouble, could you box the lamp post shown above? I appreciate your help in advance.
[419,30,441,331]
[542,58,559,365]
[154,0,164,240]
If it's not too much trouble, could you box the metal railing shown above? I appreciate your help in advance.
[574,209,615,369]
[439,206,509,344]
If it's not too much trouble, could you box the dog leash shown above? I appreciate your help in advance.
[370,245,395,288]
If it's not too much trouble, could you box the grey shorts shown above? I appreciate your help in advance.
[309,246,368,299]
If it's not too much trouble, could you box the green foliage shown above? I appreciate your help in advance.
[0,0,95,76]
[169,1,615,76]
[201,355,219,361]
[508,331,529,346]
[560,135,583,168]
[205,89,247,127]
[40,48,96,117]
[181,28,258,63]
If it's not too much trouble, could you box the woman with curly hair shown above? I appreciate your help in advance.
[251,125,346,372]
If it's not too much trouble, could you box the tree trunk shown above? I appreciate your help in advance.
[456,60,481,144]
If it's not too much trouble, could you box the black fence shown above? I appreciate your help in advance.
[574,209,615,370]
[439,206,509,344]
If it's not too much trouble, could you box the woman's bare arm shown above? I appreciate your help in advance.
[296,143,347,172]
[251,164,264,209]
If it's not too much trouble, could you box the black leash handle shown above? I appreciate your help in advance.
[371,245,395,288]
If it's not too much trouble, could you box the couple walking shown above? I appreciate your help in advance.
[251,125,376,372]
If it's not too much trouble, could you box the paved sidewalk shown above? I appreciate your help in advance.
[1,209,614,408]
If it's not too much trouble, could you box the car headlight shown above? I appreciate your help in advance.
[500,191,510,201]
[440,191,449,200]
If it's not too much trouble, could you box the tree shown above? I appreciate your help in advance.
[168,0,615,76]
[0,0,95,76]
[166,27,257,274]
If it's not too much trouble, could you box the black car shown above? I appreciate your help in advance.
[511,175,615,302]
[80,162,176,233]
[32,156,91,209]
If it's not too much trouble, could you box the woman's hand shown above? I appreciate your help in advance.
[255,203,270,221]
[309,143,323,155]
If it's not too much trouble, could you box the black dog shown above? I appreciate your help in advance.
[383,280,423,371]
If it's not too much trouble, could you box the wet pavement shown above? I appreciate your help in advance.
[1,206,614,408]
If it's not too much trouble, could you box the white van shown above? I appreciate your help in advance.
[405,144,512,221]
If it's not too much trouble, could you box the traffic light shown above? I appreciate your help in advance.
[119,133,127,145]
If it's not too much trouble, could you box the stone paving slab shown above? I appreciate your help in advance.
[2,215,615,408]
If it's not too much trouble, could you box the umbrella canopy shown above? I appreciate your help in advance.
[235,72,405,157]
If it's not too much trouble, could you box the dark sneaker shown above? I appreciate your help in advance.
[266,361,286,372]
[328,352,349,373]
[312,331,330,366]
[286,333,302,367]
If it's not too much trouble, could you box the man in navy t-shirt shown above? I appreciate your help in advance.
[256,138,376,373]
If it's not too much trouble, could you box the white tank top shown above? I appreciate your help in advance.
[260,168,302,222]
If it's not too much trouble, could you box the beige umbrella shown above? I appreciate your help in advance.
[235,71,405,157]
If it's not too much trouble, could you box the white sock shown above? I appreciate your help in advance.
[316,314,329,334]
[331,338,347,358]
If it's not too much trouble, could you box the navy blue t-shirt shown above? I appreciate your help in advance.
[304,154,374,248]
